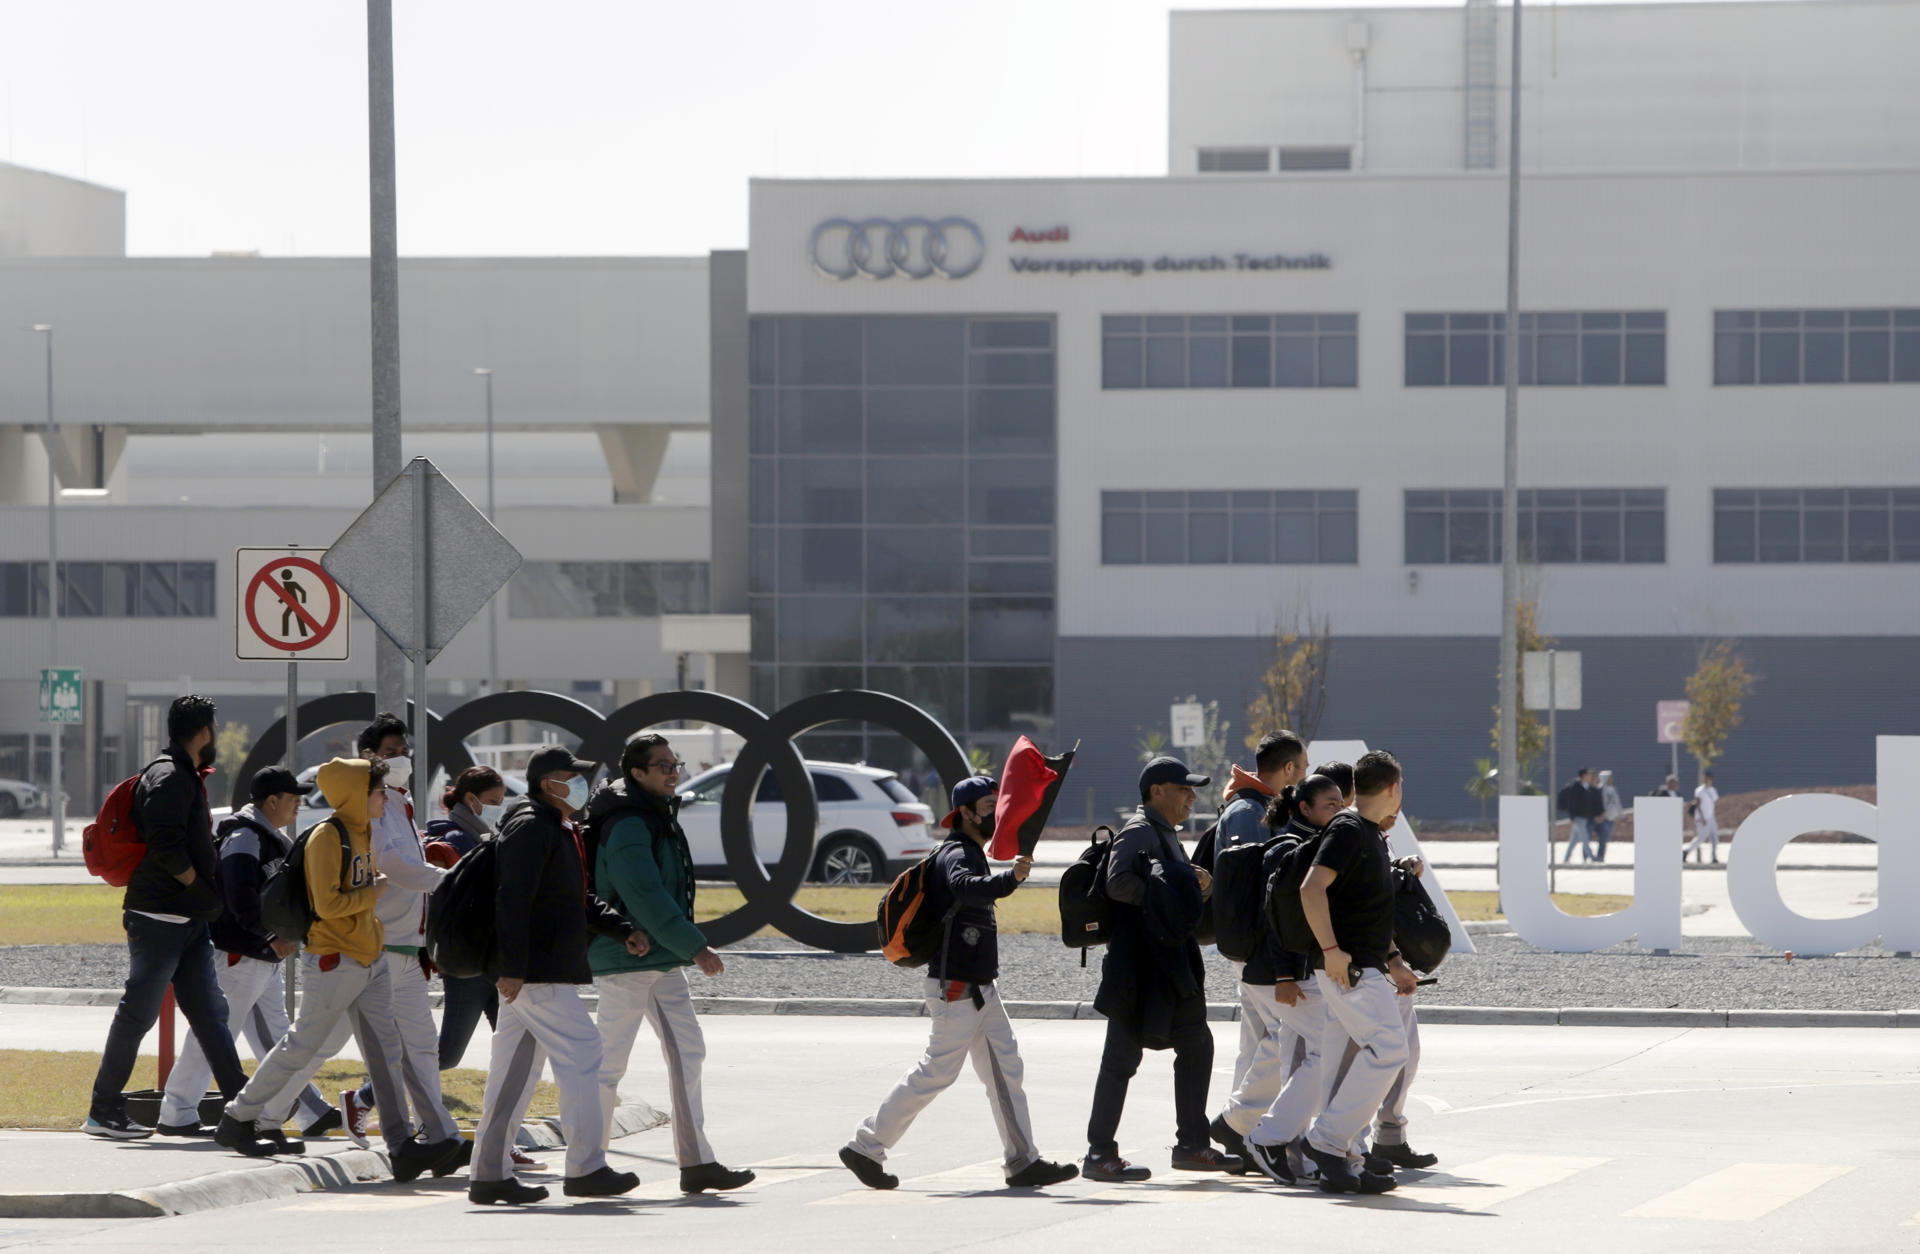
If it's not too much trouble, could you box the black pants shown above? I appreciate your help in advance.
[1086,1012,1214,1157]
[437,972,499,1069]
[91,913,247,1119]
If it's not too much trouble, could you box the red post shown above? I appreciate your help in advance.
[157,985,176,1089]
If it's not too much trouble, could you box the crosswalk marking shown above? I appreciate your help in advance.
[275,1194,454,1212]
[1627,1163,1853,1222]
[1389,1154,1610,1210]
[626,1164,833,1201]
[1084,1179,1245,1204]
[810,1159,1007,1206]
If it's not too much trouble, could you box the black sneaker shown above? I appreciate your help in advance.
[562,1166,640,1198]
[1171,1144,1245,1174]
[839,1146,898,1190]
[301,1106,344,1139]
[680,1161,756,1193]
[84,1112,154,1141]
[154,1120,213,1138]
[432,1138,473,1178]
[1372,1142,1438,1170]
[260,1128,307,1156]
[214,1114,281,1158]
[391,1136,465,1183]
[470,1178,549,1206]
[1244,1139,1296,1186]
[1362,1151,1395,1177]
[1208,1115,1250,1173]
[1301,1141,1365,1194]
[1006,1159,1079,1188]
[1081,1154,1151,1183]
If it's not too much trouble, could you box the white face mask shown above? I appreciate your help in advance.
[384,755,412,790]
[563,776,591,811]
[478,802,505,828]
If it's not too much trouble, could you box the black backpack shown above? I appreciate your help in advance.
[1058,826,1117,961]
[1211,832,1292,961]
[1392,866,1452,973]
[1188,820,1221,945]
[424,840,501,980]
[1263,829,1329,955]
[258,818,352,948]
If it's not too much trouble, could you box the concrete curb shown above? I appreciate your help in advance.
[0,1103,667,1220]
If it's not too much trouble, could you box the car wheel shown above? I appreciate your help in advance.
[0,794,16,819]
[812,834,883,885]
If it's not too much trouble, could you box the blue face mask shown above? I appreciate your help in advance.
[563,776,590,811]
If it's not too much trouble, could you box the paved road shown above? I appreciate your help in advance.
[0,1014,1915,1251]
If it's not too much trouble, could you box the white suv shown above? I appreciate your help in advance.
[676,760,937,885]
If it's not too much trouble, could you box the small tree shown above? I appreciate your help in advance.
[213,722,252,806]
[1135,729,1168,765]
[1244,607,1331,749]
[1683,640,1756,778]
[1465,756,1499,826]
[1490,599,1552,790]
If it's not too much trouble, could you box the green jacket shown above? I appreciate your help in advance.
[589,791,706,975]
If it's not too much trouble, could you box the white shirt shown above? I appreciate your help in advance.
[369,787,447,943]
[1694,784,1719,823]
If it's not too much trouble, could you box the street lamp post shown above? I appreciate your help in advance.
[474,368,497,703]
[33,324,62,854]
[1496,0,1525,803]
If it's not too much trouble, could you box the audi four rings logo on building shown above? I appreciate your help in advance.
[809,217,987,280]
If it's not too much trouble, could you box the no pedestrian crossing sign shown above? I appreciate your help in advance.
[39,668,82,724]
[237,548,349,661]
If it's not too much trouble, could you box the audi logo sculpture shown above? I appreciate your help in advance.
[231,688,970,953]
[809,216,986,280]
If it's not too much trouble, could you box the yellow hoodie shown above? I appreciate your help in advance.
[306,758,385,965]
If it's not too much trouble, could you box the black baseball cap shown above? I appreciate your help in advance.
[940,774,999,830]
[526,745,597,791]
[250,766,314,803]
[1139,756,1210,795]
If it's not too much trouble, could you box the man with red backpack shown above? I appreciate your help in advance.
[85,695,251,1139]
[839,775,1077,1192]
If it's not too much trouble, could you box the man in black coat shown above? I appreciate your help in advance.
[86,694,250,1139]
[469,746,649,1207]
[1082,757,1243,1183]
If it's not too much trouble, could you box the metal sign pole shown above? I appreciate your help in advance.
[284,657,299,1020]
[1547,648,1558,896]
[411,460,430,785]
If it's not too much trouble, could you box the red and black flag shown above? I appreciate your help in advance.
[990,736,1077,861]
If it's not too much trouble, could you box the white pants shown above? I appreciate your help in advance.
[1684,816,1720,859]
[1224,981,1322,1136]
[848,980,1039,1178]
[1248,983,1337,1147]
[473,983,607,1182]
[158,954,331,1129]
[596,968,712,1167]
[1304,969,1410,1159]
[224,951,415,1151]
[1328,993,1423,1148]
[345,952,459,1143]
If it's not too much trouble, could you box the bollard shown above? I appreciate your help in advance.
[157,985,176,1088]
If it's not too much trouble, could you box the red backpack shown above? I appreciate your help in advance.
[84,772,148,887]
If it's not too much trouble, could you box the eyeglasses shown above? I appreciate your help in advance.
[649,759,686,775]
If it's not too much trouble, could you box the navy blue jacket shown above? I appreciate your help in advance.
[928,834,1020,985]
[208,806,291,962]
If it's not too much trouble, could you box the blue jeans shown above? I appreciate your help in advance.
[1562,817,1594,863]
[1592,819,1614,862]
[91,913,247,1120]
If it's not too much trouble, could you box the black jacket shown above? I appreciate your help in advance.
[493,794,634,984]
[1558,780,1603,820]
[207,806,290,962]
[125,745,222,923]
[928,834,1020,985]
[1094,805,1207,1048]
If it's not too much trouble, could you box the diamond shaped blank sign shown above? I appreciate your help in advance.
[323,458,522,663]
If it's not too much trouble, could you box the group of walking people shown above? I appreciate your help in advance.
[1560,767,1724,864]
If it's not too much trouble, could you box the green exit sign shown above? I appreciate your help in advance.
[39,668,82,724]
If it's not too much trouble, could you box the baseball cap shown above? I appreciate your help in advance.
[1139,756,1210,796]
[526,745,597,792]
[249,765,314,803]
[940,774,999,830]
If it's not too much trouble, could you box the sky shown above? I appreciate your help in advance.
[0,0,1808,258]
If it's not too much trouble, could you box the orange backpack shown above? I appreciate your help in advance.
[875,853,958,968]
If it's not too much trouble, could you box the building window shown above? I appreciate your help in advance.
[1404,490,1666,564]
[1278,146,1351,171]
[1102,490,1358,565]
[1713,310,1920,385]
[1713,488,1920,562]
[1405,312,1666,387]
[1102,314,1357,389]
[0,561,217,617]
[508,561,710,617]
[1197,147,1270,173]
[749,317,1056,758]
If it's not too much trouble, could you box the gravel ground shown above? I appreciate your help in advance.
[12,933,1919,1012]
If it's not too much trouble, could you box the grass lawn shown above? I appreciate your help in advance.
[0,885,130,946]
[0,1051,556,1132]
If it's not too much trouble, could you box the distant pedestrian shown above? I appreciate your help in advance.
[1082,757,1241,1183]
[1685,770,1722,864]
[425,766,506,1068]
[1557,768,1601,863]
[85,695,250,1140]
[1593,770,1623,863]
[153,765,340,1145]
[839,774,1079,1192]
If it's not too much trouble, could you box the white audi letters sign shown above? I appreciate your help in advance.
[1500,735,1919,955]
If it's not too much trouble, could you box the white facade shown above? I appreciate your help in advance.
[0,162,124,257]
